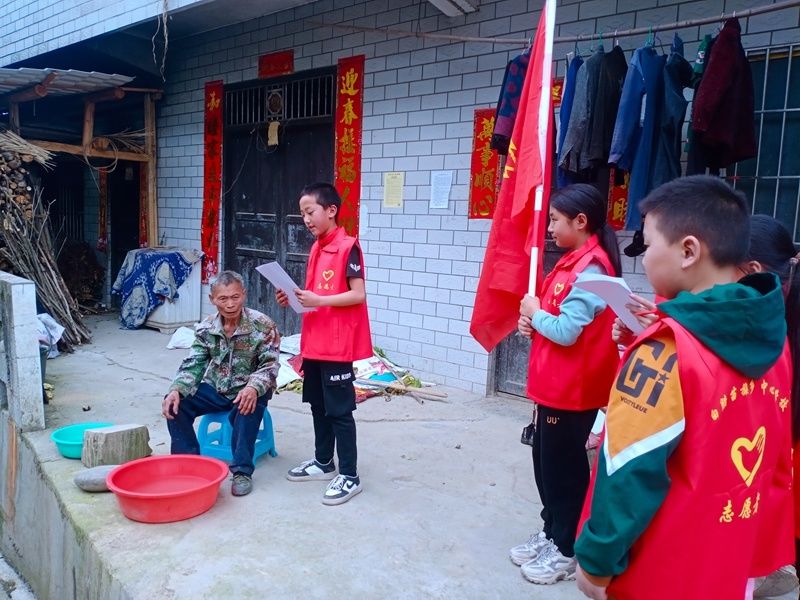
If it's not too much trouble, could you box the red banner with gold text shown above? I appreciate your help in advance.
[469,108,499,219]
[138,165,148,247]
[201,80,224,283]
[334,55,364,236]
[97,168,108,252]
[259,50,294,79]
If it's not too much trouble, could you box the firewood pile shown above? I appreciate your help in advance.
[0,129,91,350]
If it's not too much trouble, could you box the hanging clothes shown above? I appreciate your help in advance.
[587,45,628,167]
[559,46,605,174]
[691,18,756,168]
[557,54,584,188]
[490,47,531,155]
[685,33,717,175]
[609,45,666,230]
[652,34,693,189]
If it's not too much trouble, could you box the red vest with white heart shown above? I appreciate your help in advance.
[526,235,619,410]
[300,226,372,362]
[605,318,793,600]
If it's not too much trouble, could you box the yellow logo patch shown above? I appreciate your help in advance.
[322,270,335,282]
[730,426,766,487]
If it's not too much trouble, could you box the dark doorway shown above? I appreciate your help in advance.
[108,162,141,301]
[42,160,85,246]
[223,69,335,336]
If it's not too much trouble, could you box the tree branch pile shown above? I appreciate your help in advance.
[0,132,91,350]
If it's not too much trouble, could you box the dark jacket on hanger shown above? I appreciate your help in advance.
[559,46,605,174]
[609,45,666,230]
[557,54,584,188]
[491,48,531,155]
[587,45,628,167]
[652,34,693,188]
[691,18,756,168]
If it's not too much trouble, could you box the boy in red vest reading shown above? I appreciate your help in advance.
[575,176,794,600]
[275,183,372,506]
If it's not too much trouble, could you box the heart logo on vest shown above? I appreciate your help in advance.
[730,426,766,487]
[322,270,335,282]
[554,283,565,296]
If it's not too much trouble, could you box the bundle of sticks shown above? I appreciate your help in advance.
[0,137,91,350]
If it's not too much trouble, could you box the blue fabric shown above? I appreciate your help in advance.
[167,383,271,476]
[111,248,194,329]
[609,46,667,230]
[557,55,584,188]
[532,263,608,346]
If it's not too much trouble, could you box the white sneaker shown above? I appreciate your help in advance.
[509,530,551,566]
[322,474,362,505]
[286,459,337,481]
[520,542,577,584]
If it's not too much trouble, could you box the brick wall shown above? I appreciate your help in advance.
[153,0,798,393]
[0,0,205,65]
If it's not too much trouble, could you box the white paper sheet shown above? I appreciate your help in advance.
[572,272,643,334]
[429,170,453,209]
[255,262,316,314]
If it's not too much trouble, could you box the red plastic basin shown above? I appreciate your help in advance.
[107,455,229,523]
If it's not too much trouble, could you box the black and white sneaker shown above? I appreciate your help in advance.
[322,474,362,505]
[286,458,337,482]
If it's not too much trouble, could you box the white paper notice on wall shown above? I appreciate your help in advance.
[255,262,316,314]
[572,272,643,334]
[383,172,404,208]
[429,170,453,209]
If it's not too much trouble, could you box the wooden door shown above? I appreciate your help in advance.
[223,70,335,336]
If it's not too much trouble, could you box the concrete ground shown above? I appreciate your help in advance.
[28,314,799,599]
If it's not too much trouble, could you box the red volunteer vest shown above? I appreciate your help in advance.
[598,319,794,600]
[794,441,800,539]
[526,235,619,411]
[300,227,372,362]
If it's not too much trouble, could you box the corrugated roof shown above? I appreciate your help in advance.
[0,68,133,98]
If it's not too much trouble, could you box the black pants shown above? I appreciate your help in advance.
[531,404,598,557]
[302,359,358,477]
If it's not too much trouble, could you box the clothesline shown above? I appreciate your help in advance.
[310,0,800,46]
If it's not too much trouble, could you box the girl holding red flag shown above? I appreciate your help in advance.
[512,184,621,585]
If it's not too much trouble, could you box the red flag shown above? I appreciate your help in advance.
[469,0,556,352]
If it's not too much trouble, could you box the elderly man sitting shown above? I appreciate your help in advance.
[162,270,280,496]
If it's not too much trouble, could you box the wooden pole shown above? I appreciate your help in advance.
[9,103,20,134]
[27,139,150,163]
[144,93,159,245]
[82,101,95,148]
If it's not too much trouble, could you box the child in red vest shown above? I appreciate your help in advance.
[275,183,372,505]
[575,176,794,600]
[512,184,622,585]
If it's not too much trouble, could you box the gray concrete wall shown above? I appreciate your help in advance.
[0,273,45,433]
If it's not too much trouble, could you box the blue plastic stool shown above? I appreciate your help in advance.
[196,408,277,463]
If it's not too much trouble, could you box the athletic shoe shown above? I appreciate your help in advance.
[231,473,252,497]
[322,474,362,505]
[286,459,337,481]
[520,542,577,584]
[510,530,551,566]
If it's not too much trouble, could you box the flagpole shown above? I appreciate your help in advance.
[528,0,556,296]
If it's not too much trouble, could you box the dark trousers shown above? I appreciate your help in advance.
[531,404,598,557]
[302,359,358,477]
[167,382,270,477]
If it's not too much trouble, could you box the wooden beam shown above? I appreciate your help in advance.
[144,93,159,245]
[27,140,150,163]
[85,87,125,104]
[121,87,164,94]
[7,72,57,104]
[9,103,19,134]
[82,101,95,148]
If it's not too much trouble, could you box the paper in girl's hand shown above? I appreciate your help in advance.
[573,273,644,334]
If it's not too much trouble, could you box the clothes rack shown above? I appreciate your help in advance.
[310,0,800,47]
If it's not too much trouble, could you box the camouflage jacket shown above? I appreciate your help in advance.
[169,308,280,399]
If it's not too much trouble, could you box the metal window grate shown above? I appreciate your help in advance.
[224,73,335,127]
[732,45,800,241]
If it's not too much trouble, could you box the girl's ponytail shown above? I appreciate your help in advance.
[598,223,622,277]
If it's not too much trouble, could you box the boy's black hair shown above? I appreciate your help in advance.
[639,175,750,266]
[300,182,341,218]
